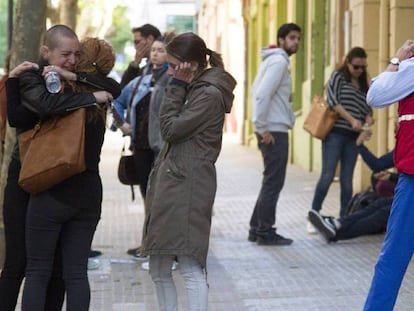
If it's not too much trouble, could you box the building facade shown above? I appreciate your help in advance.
[198,0,414,190]
[197,0,245,136]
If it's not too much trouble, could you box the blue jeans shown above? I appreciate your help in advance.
[311,131,358,216]
[364,174,414,311]
[149,255,208,311]
[249,132,289,234]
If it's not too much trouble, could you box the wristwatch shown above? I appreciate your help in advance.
[389,57,400,65]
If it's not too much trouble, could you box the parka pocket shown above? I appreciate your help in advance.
[164,159,186,181]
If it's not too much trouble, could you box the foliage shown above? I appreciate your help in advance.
[104,5,131,54]
[166,15,194,33]
[0,0,10,67]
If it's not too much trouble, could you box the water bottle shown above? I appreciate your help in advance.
[45,70,62,93]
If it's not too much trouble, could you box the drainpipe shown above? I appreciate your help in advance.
[376,0,389,155]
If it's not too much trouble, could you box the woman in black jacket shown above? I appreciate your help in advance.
[5,27,119,311]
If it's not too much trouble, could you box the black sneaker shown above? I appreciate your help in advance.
[132,250,148,261]
[308,210,336,242]
[89,249,102,258]
[257,231,293,246]
[127,246,141,255]
[248,229,257,242]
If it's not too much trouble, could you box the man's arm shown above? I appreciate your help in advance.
[367,40,414,107]
[252,57,287,135]
[357,144,394,172]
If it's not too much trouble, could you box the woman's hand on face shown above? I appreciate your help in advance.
[171,62,194,83]
[93,91,113,104]
[9,61,39,78]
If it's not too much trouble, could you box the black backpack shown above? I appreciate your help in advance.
[344,190,379,216]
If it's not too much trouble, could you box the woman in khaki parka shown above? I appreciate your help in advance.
[142,32,237,311]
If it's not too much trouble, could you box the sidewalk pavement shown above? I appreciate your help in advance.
[65,132,414,310]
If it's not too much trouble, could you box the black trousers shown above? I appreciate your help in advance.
[336,197,393,240]
[22,188,100,311]
[133,148,155,199]
[0,157,65,311]
[249,132,289,234]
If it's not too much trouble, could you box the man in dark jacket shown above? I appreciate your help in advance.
[120,24,161,88]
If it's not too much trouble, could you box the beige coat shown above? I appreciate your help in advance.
[142,67,236,267]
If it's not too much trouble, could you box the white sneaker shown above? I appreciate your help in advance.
[171,261,178,270]
[141,261,149,271]
[88,258,100,270]
[140,261,179,271]
[307,221,318,234]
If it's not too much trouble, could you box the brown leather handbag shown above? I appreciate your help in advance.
[18,108,86,194]
[303,95,338,140]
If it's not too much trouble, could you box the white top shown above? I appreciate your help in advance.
[367,57,414,107]
[251,47,295,133]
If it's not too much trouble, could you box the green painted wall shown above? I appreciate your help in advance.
[244,0,412,187]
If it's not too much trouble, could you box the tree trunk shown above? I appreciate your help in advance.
[60,0,78,30]
[0,0,47,266]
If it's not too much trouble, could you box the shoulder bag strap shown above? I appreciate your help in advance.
[127,61,151,109]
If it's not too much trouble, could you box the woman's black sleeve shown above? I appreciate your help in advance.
[77,72,121,99]
[6,78,38,129]
[19,70,97,120]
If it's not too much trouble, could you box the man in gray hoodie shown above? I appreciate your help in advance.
[249,23,301,246]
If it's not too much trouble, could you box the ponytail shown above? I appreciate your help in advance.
[207,49,224,69]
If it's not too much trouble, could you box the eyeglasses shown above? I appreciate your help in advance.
[351,64,366,70]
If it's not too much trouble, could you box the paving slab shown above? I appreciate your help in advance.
[15,131,414,310]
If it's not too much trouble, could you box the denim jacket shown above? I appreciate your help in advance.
[113,74,153,142]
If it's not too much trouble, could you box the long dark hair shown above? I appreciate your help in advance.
[337,47,369,93]
[166,32,224,71]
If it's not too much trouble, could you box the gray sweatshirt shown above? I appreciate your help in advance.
[251,47,295,133]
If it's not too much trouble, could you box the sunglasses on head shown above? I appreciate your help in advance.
[351,64,366,70]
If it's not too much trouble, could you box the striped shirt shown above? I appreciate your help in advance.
[326,71,372,134]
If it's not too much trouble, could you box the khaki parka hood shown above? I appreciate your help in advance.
[191,67,237,113]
